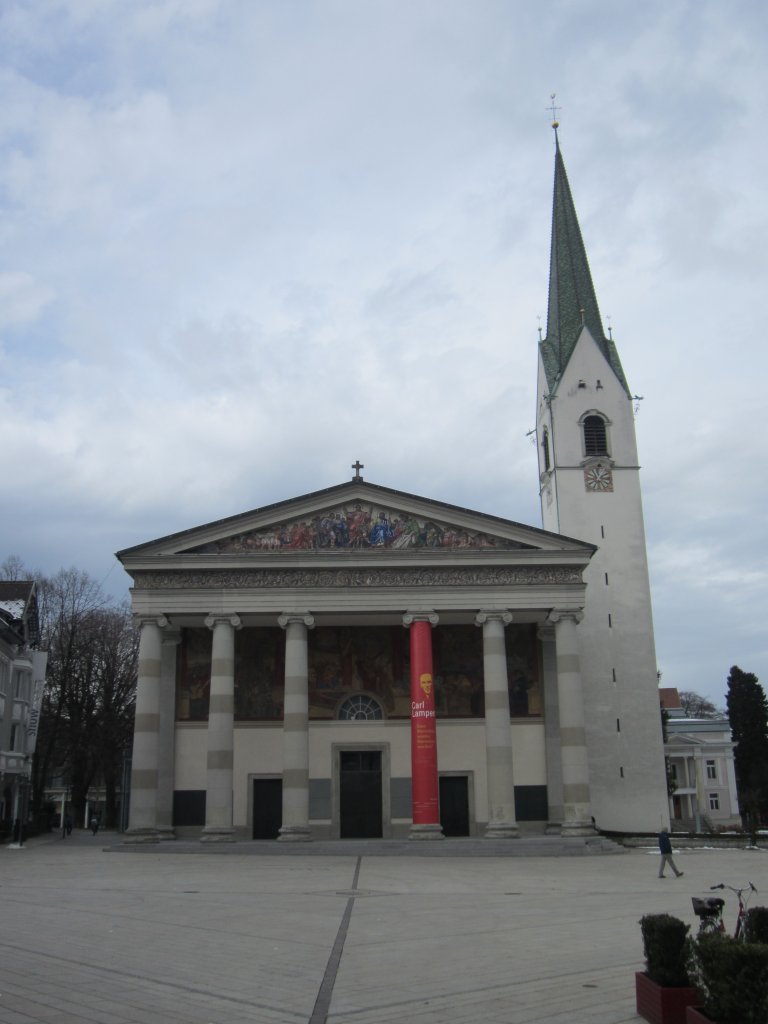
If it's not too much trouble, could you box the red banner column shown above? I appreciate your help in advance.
[403,611,444,841]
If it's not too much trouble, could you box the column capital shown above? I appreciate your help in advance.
[402,610,439,628]
[547,608,584,626]
[475,609,513,627]
[278,611,315,630]
[135,614,170,631]
[205,613,242,631]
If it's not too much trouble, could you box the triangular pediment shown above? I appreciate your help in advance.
[181,496,537,555]
[667,734,709,749]
[118,480,595,564]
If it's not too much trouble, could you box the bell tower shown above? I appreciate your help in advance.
[536,120,669,832]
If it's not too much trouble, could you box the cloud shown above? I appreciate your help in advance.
[0,0,766,705]
[0,272,54,327]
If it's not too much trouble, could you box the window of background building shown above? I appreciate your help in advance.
[708,792,720,811]
[706,759,717,781]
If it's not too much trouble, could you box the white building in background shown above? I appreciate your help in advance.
[0,581,47,839]
[660,688,740,831]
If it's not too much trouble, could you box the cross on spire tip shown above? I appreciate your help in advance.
[548,93,562,139]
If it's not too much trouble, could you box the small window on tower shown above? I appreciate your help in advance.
[583,415,608,456]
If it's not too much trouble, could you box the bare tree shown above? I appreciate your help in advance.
[89,605,138,826]
[0,555,34,580]
[1,561,139,828]
[679,690,721,719]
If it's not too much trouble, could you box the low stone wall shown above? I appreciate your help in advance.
[608,831,763,850]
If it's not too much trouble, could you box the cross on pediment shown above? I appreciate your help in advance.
[351,460,364,481]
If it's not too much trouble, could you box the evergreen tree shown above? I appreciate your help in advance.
[726,665,768,831]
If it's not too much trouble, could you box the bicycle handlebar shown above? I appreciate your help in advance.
[710,882,758,895]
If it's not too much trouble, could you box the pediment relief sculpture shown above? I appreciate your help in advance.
[182,501,535,554]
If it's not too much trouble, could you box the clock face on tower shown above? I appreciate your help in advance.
[584,463,613,492]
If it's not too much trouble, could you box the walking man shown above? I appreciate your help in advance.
[658,827,684,878]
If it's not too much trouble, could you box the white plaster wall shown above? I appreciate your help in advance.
[178,717,548,830]
[174,724,207,790]
[233,724,284,826]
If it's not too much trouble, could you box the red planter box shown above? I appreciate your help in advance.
[685,1009,711,1024]
[635,972,700,1024]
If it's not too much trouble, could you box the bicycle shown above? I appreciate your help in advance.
[692,894,725,935]
[692,882,757,939]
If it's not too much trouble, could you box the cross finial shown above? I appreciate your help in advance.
[606,315,613,340]
[537,314,543,341]
[548,93,561,131]
[351,460,364,481]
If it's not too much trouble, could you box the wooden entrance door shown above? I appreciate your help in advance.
[252,778,282,839]
[439,775,470,836]
[340,751,383,838]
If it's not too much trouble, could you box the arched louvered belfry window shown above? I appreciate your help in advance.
[583,415,608,456]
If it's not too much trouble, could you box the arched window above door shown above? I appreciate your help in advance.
[338,694,384,720]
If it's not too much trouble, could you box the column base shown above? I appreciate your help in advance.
[484,821,520,839]
[277,825,312,842]
[122,828,160,844]
[408,823,445,841]
[157,828,176,842]
[200,826,236,843]
[561,820,597,837]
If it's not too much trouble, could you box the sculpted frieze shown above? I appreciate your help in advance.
[134,566,583,590]
[182,501,534,554]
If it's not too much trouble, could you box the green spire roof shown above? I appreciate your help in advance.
[540,133,630,396]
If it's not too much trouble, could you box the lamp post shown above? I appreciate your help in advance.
[18,767,29,846]
[9,762,30,849]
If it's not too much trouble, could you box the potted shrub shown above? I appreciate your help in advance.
[744,906,768,943]
[687,933,768,1023]
[636,913,699,1024]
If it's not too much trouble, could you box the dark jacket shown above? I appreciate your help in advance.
[658,830,672,854]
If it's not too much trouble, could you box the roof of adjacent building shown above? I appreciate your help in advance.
[659,687,683,710]
[539,132,631,398]
[0,580,40,647]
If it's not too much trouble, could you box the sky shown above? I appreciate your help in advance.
[1,0,766,708]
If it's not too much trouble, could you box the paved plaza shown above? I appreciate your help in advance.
[1,833,766,1024]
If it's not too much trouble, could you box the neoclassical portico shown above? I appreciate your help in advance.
[120,479,596,843]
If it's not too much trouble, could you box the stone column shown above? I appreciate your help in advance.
[125,615,168,843]
[403,611,443,840]
[201,613,241,842]
[278,612,314,842]
[157,627,181,840]
[548,609,595,835]
[475,610,518,838]
[537,622,564,832]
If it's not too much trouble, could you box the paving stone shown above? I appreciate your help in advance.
[1,830,763,1023]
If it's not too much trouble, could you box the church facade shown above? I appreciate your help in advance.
[118,131,669,841]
